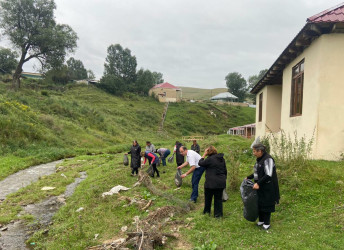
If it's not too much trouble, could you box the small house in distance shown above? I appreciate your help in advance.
[251,3,344,160]
[149,82,182,103]
[227,123,256,138]
[21,72,43,79]
[210,92,238,102]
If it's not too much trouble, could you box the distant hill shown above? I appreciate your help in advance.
[178,87,228,100]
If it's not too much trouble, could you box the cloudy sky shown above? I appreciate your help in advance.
[1,0,342,88]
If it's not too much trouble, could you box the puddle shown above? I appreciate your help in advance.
[0,171,87,249]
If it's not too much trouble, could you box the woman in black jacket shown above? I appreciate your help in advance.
[198,146,227,218]
[247,143,280,230]
[125,140,141,176]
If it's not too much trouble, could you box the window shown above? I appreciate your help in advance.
[290,60,304,116]
[258,92,263,122]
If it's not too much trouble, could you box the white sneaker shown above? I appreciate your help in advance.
[257,221,264,226]
[263,224,270,230]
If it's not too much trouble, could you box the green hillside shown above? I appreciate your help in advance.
[0,80,343,249]
[179,86,228,100]
[0,80,255,180]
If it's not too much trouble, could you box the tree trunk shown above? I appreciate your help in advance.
[12,64,23,90]
[12,49,27,90]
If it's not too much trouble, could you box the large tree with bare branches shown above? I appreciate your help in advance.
[0,0,77,89]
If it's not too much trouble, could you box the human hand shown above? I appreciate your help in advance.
[125,153,128,155]
[253,183,259,190]
[177,166,182,170]
[181,174,187,178]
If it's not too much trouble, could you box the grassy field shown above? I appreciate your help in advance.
[0,81,254,181]
[179,87,228,100]
[0,80,342,249]
[0,135,342,249]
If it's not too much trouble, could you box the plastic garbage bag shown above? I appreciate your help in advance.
[146,165,154,177]
[174,169,182,187]
[240,179,259,222]
[123,154,129,166]
[168,153,174,163]
[222,189,229,202]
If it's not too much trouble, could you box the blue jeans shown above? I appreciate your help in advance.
[161,149,171,166]
[191,166,205,202]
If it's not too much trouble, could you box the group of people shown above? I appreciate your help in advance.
[125,140,279,230]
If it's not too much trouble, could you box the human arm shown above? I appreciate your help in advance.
[147,153,156,164]
[177,161,189,169]
[181,166,196,178]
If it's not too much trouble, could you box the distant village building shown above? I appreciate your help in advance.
[210,92,238,102]
[227,123,256,138]
[21,72,43,79]
[251,3,344,160]
[149,82,182,103]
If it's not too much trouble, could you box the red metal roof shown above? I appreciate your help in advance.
[307,2,344,23]
[152,82,181,90]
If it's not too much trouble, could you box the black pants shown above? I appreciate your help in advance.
[203,188,223,217]
[152,163,160,177]
[131,168,138,175]
[259,211,271,225]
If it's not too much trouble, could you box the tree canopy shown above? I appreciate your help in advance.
[0,0,78,89]
[225,72,247,102]
[66,57,87,80]
[100,43,164,96]
[103,44,137,84]
[247,69,268,104]
[0,47,18,73]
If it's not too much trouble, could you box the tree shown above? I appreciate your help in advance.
[247,69,268,104]
[0,47,18,73]
[103,44,137,85]
[66,57,87,80]
[45,65,70,85]
[98,74,126,95]
[152,71,164,85]
[134,68,155,95]
[0,0,78,89]
[225,72,247,102]
[87,70,95,80]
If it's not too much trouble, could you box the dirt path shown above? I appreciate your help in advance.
[0,160,87,249]
[0,160,63,200]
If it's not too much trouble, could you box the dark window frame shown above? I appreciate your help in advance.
[290,59,304,117]
[258,92,263,122]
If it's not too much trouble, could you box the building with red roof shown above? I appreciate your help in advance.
[251,3,344,160]
[149,82,182,102]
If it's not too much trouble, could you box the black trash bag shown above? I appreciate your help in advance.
[240,179,259,222]
[123,154,129,166]
[168,153,174,163]
[222,189,229,202]
[174,169,182,187]
[146,165,154,177]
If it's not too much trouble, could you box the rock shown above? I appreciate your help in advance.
[41,187,56,191]
[1,227,8,231]
[121,226,128,232]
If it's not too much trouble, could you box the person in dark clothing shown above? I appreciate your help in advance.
[125,140,141,176]
[174,141,184,167]
[198,146,227,218]
[141,151,160,177]
[191,140,200,154]
[246,143,280,230]
[156,148,171,166]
